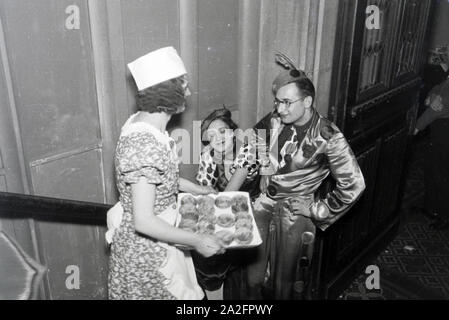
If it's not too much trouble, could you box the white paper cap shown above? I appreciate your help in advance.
[127,46,187,91]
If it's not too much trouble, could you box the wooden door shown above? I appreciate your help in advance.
[0,10,37,281]
[0,0,109,299]
[314,0,433,299]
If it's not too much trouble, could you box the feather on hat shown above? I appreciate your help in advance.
[272,52,308,93]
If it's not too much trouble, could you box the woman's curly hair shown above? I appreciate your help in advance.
[136,76,186,114]
[201,107,238,146]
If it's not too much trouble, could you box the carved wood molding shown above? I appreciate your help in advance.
[350,77,421,118]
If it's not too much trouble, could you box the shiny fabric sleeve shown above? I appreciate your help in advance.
[317,125,366,230]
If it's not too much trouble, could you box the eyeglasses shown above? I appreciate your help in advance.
[274,96,305,109]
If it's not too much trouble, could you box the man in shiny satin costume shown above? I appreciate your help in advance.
[240,54,366,299]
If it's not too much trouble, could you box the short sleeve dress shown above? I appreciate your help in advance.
[108,113,204,300]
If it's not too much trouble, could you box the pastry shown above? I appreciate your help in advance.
[231,196,249,213]
[235,212,252,221]
[178,218,197,232]
[197,195,215,207]
[216,213,236,228]
[179,203,198,216]
[198,204,215,215]
[214,196,233,209]
[215,230,235,246]
[234,227,253,245]
[232,195,248,205]
[197,220,215,235]
[235,219,253,230]
[180,195,197,206]
[197,201,215,215]
[197,195,215,214]
[198,214,217,224]
[182,211,199,222]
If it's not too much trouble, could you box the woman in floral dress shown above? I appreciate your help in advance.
[108,47,224,300]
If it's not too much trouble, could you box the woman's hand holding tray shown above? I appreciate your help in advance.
[175,191,262,250]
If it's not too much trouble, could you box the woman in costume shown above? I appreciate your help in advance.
[196,107,261,198]
[192,107,261,299]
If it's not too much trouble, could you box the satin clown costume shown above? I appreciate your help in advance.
[240,53,366,299]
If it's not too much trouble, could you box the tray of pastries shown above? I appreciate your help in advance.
[176,191,262,249]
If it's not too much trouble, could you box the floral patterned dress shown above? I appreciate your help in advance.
[108,113,204,300]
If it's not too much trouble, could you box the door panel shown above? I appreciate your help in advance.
[30,149,105,203]
[0,0,104,201]
[0,20,25,194]
[35,221,108,300]
[0,0,107,299]
[391,0,431,86]
[335,143,380,262]
[319,0,432,299]
[0,5,37,266]
[355,0,401,102]
[371,127,408,228]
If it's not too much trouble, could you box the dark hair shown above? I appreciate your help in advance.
[201,109,238,146]
[216,116,238,132]
[136,76,186,114]
[293,77,315,104]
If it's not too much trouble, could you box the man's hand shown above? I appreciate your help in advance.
[430,95,444,112]
[426,93,444,111]
[309,201,330,222]
[287,197,312,218]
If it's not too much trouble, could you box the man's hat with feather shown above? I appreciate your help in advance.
[272,52,308,93]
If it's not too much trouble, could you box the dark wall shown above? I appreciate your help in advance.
[428,0,449,49]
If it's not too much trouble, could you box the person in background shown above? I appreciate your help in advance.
[414,75,449,230]
[108,47,224,300]
[192,107,261,300]
[235,53,365,299]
